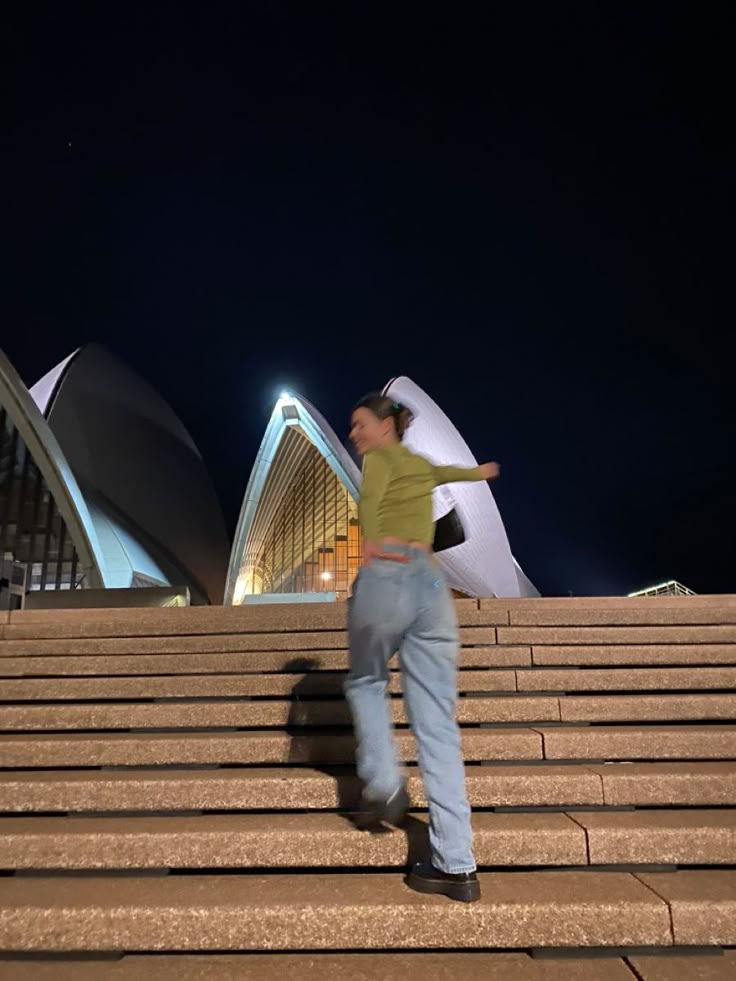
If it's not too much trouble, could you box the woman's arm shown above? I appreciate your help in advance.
[431,461,500,486]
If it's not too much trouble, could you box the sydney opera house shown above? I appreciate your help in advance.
[0,345,536,608]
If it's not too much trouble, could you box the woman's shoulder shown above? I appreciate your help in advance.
[394,447,434,477]
[401,447,432,467]
[362,447,393,473]
[363,445,430,470]
[363,447,391,462]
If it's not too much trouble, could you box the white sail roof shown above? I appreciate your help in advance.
[383,376,536,598]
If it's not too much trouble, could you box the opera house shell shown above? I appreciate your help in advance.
[226,378,537,604]
[383,376,537,599]
[225,393,363,605]
[2,343,534,608]
[1,345,229,604]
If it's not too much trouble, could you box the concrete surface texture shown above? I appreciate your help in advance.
[0,595,734,976]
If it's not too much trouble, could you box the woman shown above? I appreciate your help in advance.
[346,392,499,903]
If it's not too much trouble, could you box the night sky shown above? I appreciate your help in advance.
[2,4,733,597]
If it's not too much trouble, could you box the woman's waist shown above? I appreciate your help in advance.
[371,540,440,570]
[377,537,432,554]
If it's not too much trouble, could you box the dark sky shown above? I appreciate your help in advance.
[2,3,733,596]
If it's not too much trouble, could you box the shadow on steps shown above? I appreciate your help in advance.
[283,657,430,869]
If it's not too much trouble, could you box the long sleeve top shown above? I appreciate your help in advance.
[359,443,484,544]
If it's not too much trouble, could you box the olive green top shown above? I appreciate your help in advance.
[359,443,484,544]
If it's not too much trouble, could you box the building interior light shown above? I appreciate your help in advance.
[321,571,332,581]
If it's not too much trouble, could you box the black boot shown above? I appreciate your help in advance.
[353,783,410,831]
[407,862,481,903]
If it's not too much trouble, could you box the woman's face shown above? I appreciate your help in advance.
[350,407,392,456]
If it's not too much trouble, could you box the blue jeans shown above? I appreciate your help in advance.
[345,547,475,874]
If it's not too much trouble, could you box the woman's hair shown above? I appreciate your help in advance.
[353,393,414,439]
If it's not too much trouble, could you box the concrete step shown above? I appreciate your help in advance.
[0,727,544,767]
[500,626,736,646]
[4,599,501,635]
[509,608,736,626]
[0,669,519,700]
[532,645,736,666]
[5,607,736,647]
[519,666,736,691]
[0,648,357,671]
[0,951,645,981]
[481,595,736,610]
[559,694,736,723]
[637,870,736,945]
[3,634,736,668]
[4,606,342,635]
[0,811,589,869]
[0,625,497,656]
[7,953,736,981]
[3,726,735,769]
[536,725,736,760]
[4,695,736,731]
[2,809,735,870]
[0,646,533,674]
[0,765,604,812]
[1,602,734,967]
[585,762,736,806]
[0,696,562,729]
[8,603,359,625]
[8,595,736,632]
[4,644,736,677]
[571,809,736,865]
[2,763,735,813]
[629,951,736,980]
[0,629,351,651]
[4,628,736,660]
[0,869,709,950]
[5,666,736,699]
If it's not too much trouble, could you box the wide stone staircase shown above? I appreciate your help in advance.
[0,596,735,979]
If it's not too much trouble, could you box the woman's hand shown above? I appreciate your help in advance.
[479,461,501,481]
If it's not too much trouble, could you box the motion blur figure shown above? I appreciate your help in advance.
[346,393,499,903]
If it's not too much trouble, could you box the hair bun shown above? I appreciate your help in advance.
[395,404,413,437]
[352,392,414,440]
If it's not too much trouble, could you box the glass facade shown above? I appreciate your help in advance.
[0,406,83,592]
[234,426,362,602]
